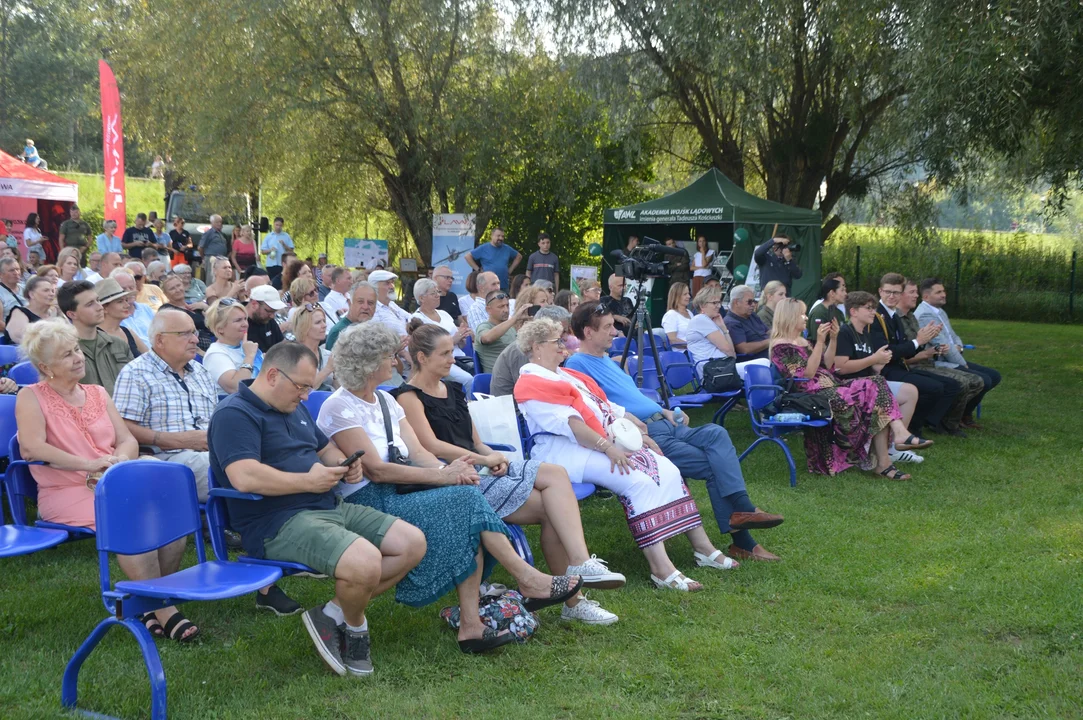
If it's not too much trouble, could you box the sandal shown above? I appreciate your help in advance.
[895,434,933,451]
[522,575,584,612]
[458,626,518,654]
[138,612,164,638]
[162,612,200,643]
[650,570,703,592]
[694,550,739,570]
[878,464,911,481]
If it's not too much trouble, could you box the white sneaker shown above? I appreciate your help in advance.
[564,555,626,590]
[560,596,618,626]
[889,448,924,463]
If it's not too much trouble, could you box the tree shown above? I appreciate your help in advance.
[107,0,649,262]
[548,0,920,240]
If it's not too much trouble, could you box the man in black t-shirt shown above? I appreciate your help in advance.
[601,273,634,333]
[432,265,462,323]
[246,284,287,352]
[121,213,157,260]
[209,342,425,677]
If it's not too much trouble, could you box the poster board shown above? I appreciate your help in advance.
[344,238,389,270]
[432,214,476,296]
[569,265,599,294]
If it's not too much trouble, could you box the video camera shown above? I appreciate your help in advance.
[609,236,687,281]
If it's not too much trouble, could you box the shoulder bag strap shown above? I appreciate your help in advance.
[375,391,398,458]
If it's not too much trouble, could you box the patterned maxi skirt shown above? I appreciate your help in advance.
[344,483,511,608]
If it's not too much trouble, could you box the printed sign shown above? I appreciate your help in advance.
[432,213,476,296]
[344,238,389,269]
[569,265,598,294]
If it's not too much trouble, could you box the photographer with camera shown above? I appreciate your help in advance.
[753,234,803,294]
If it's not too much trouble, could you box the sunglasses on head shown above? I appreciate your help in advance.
[300,302,320,313]
[486,293,509,305]
[218,297,239,307]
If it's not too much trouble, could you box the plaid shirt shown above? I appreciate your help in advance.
[467,300,489,332]
[113,350,219,452]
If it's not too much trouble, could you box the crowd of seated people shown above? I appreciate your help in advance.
[0,243,1005,678]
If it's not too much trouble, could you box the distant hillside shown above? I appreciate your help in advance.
[55,172,165,227]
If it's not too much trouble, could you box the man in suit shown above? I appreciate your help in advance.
[868,273,962,436]
[915,278,1001,429]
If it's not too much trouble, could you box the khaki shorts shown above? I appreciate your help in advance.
[263,502,397,578]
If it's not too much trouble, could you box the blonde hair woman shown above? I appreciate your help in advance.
[56,247,83,286]
[202,299,259,394]
[756,281,787,327]
[661,282,692,346]
[769,298,915,480]
[292,302,336,391]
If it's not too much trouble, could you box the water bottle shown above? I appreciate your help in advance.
[673,407,685,424]
[771,412,809,423]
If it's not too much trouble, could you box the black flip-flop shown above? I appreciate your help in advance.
[895,434,933,451]
[522,575,583,612]
[138,612,164,638]
[878,464,911,481]
[162,612,200,643]
[458,626,519,654]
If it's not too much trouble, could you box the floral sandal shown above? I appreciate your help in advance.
[650,570,703,592]
[878,464,911,481]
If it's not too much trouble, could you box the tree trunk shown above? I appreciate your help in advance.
[383,173,433,263]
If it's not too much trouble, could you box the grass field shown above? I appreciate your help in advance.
[55,172,165,228]
[2,318,1081,719]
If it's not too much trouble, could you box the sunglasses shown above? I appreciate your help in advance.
[133,275,144,281]
[300,302,321,313]
[218,297,239,307]
[486,293,510,305]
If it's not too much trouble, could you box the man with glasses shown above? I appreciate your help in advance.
[59,280,133,395]
[722,285,770,360]
[870,273,960,435]
[209,342,425,676]
[126,260,167,311]
[465,271,501,331]
[246,284,288,352]
[432,266,462,323]
[326,282,377,351]
[113,308,219,501]
[475,289,529,373]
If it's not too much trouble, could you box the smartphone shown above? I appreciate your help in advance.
[339,450,365,467]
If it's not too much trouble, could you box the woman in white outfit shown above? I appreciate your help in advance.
[685,286,771,381]
[410,278,473,385]
[513,318,738,592]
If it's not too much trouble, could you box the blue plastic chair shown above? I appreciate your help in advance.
[205,467,324,577]
[0,398,68,556]
[737,364,830,487]
[675,353,744,424]
[608,336,633,357]
[471,373,492,397]
[0,344,19,367]
[62,461,281,720]
[462,335,481,374]
[7,361,38,385]
[4,437,97,542]
[303,390,332,420]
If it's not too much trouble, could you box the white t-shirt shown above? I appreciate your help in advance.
[316,387,408,496]
[23,227,43,260]
[202,342,247,389]
[693,249,715,278]
[411,309,464,357]
[684,313,729,371]
[661,309,692,340]
[323,290,349,317]
[375,301,410,336]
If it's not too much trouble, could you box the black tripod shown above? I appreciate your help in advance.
[617,280,673,407]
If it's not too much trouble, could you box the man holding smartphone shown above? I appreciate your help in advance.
[209,341,427,677]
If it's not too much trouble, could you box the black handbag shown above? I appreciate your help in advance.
[763,378,832,420]
[701,356,742,393]
[376,392,429,494]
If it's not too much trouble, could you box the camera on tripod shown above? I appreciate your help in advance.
[618,247,669,281]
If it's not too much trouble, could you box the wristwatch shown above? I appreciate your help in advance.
[239,363,254,372]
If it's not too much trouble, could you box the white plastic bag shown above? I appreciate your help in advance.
[468,393,524,464]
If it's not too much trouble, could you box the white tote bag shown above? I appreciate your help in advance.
[468,393,524,464]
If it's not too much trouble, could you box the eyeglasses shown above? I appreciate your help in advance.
[486,293,509,305]
[542,337,567,348]
[160,329,198,338]
[277,368,313,393]
[881,289,902,296]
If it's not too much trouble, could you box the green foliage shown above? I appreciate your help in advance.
[824,224,1082,323]
[53,173,165,235]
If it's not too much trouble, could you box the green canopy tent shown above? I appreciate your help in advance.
[603,168,823,319]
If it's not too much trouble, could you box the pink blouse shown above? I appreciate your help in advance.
[26,383,117,530]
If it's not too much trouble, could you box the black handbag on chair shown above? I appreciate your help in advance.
[701,356,742,393]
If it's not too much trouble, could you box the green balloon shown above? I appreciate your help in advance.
[733,264,749,283]
[733,228,750,243]
[588,243,604,257]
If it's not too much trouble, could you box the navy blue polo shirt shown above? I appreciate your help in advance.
[723,311,770,360]
[208,381,335,558]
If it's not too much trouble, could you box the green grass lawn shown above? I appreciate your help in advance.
[55,172,165,225]
[2,319,1081,719]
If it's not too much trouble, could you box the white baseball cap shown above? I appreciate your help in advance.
[368,270,398,283]
[248,285,287,310]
